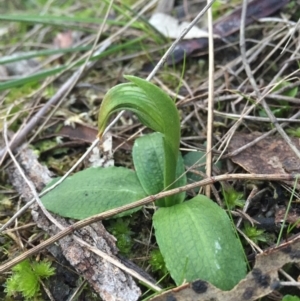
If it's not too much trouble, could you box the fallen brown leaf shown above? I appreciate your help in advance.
[150,234,300,301]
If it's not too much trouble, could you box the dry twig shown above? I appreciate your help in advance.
[205,0,215,198]
[0,172,297,274]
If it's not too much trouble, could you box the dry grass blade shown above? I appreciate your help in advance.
[205,0,215,198]
[239,0,300,161]
[0,172,297,274]
[1,0,300,299]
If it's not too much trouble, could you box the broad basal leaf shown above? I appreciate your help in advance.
[41,167,147,219]
[98,75,181,207]
[133,132,186,206]
[153,195,247,290]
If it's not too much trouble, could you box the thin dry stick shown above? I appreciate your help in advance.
[225,110,300,158]
[0,0,158,163]
[279,269,300,289]
[205,0,215,198]
[213,110,300,123]
[238,25,290,89]
[3,107,64,231]
[103,0,217,137]
[9,2,116,205]
[0,4,120,229]
[216,25,294,158]
[68,280,87,301]
[0,40,110,164]
[77,238,161,292]
[1,223,36,233]
[279,282,300,287]
[0,143,100,232]
[27,0,116,145]
[237,228,263,253]
[240,9,300,284]
[3,112,161,292]
[236,184,258,228]
[239,0,300,161]
[39,278,55,301]
[266,93,300,104]
[0,201,35,232]
[0,0,159,231]
[147,0,216,81]
[19,0,216,208]
[0,172,296,274]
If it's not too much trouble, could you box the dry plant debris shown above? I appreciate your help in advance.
[165,0,289,64]
[149,235,300,301]
[228,132,300,183]
[5,142,141,301]
[1,0,300,300]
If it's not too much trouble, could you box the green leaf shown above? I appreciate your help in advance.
[282,296,300,301]
[183,151,206,191]
[133,132,186,206]
[41,167,147,219]
[153,195,247,290]
[98,75,181,206]
[174,154,186,204]
[184,151,221,193]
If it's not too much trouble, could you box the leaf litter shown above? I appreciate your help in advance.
[228,132,300,183]
[1,0,300,301]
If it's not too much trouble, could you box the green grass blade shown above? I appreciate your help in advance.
[0,14,143,30]
[0,66,65,91]
[0,37,145,91]
[0,46,92,65]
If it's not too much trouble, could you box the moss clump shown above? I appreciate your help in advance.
[5,259,55,300]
